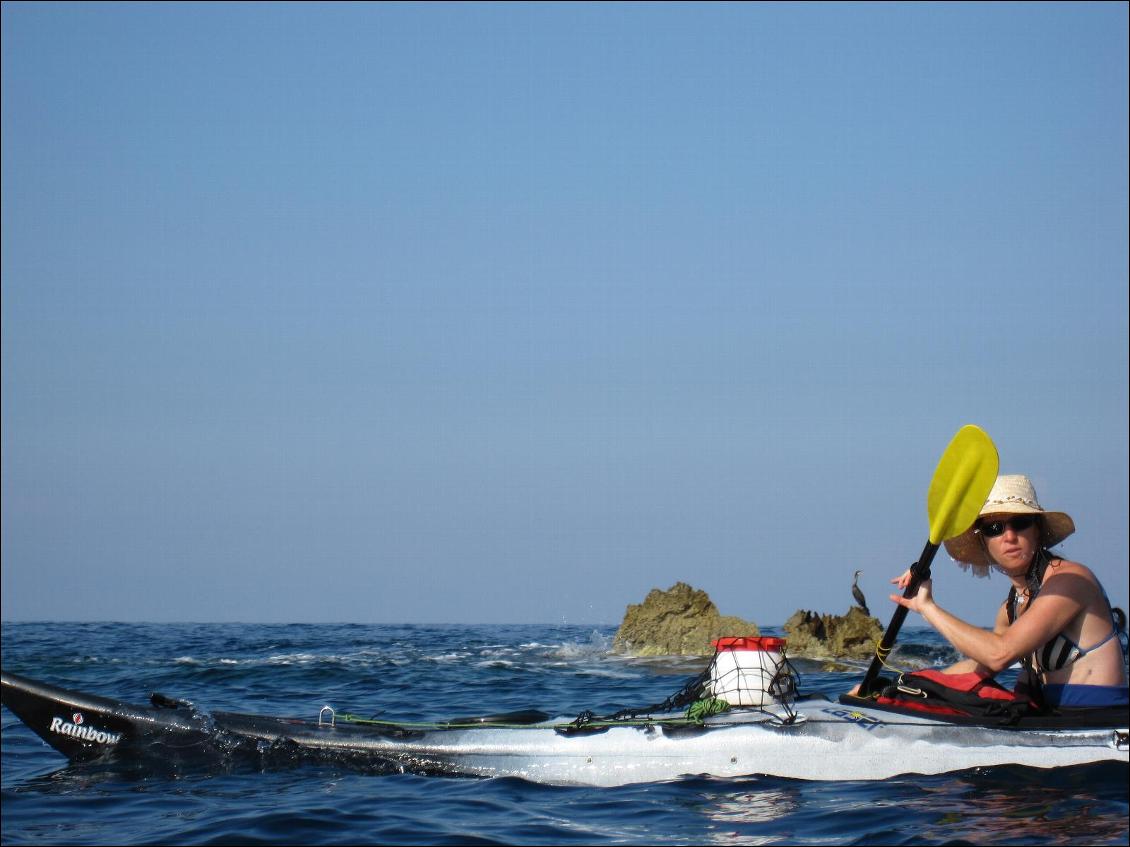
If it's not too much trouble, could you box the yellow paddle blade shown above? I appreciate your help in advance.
[926,425,999,544]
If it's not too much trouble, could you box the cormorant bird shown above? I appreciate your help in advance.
[851,570,870,615]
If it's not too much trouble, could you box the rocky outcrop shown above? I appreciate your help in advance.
[612,582,759,656]
[783,606,883,660]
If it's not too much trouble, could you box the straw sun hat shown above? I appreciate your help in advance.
[943,474,1076,576]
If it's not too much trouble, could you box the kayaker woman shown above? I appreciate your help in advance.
[890,474,1128,709]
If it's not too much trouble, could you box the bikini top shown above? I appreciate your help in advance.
[1033,621,1120,672]
[1006,554,1127,674]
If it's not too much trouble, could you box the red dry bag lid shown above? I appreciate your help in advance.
[711,636,786,652]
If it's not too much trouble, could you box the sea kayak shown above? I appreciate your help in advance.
[3,671,1126,786]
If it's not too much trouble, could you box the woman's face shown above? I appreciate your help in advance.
[978,513,1041,574]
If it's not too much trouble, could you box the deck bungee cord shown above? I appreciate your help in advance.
[335,638,804,735]
[561,638,802,734]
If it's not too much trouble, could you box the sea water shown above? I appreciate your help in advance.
[2,621,1127,845]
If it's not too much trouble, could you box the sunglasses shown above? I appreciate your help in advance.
[977,515,1039,538]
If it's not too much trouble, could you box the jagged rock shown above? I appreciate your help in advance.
[612,582,759,656]
[783,606,883,660]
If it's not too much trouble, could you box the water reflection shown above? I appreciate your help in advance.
[681,765,1128,846]
[695,782,802,845]
[914,769,1130,845]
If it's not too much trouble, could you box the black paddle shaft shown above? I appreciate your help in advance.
[857,539,940,697]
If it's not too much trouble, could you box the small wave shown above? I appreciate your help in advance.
[425,653,469,664]
[546,630,613,660]
[473,647,521,660]
[571,667,641,680]
[265,653,337,666]
[473,659,517,669]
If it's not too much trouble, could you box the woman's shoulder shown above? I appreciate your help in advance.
[1043,557,1101,590]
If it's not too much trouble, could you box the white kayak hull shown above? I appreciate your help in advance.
[218,699,1128,786]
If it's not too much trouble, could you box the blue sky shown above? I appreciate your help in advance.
[2,3,1127,626]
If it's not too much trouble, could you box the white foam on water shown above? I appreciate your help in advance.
[425,652,470,664]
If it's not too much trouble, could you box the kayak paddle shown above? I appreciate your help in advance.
[855,424,999,697]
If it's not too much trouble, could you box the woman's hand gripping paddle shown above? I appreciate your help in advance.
[854,425,999,697]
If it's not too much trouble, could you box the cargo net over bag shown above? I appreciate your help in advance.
[700,636,799,720]
[564,636,800,734]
